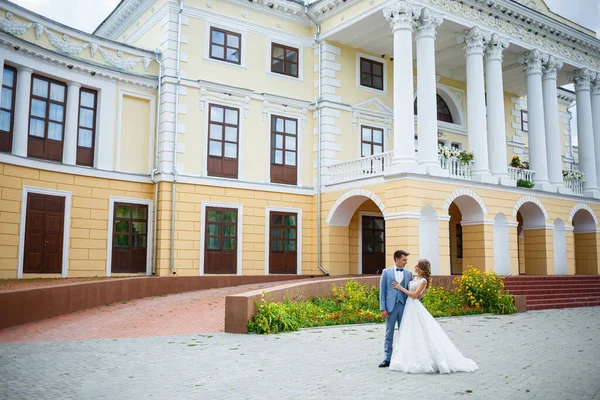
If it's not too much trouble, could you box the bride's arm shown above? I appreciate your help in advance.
[395,280,427,299]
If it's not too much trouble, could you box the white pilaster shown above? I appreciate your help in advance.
[12,66,33,157]
[541,55,565,192]
[571,69,599,197]
[458,27,494,183]
[63,82,81,165]
[384,2,423,174]
[484,33,512,186]
[519,50,552,191]
[591,73,600,187]
[415,8,447,177]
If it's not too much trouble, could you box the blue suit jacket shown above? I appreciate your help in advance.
[379,266,413,313]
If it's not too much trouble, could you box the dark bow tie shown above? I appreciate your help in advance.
[396,268,404,272]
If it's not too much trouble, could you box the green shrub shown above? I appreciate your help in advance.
[517,179,534,188]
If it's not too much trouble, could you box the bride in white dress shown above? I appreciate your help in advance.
[389,259,479,374]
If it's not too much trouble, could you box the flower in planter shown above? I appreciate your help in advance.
[510,155,521,168]
[563,169,586,182]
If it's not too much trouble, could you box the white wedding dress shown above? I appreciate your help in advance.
[389,277,479,374]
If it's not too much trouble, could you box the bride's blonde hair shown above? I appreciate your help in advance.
[416,259,431,288]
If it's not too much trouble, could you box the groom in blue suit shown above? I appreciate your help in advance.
[378,249,412,368]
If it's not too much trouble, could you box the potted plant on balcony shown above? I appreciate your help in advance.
[510,155,521,168]
[457,151,474,166]
[563,169,586,182]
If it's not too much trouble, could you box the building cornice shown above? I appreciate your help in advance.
[0,3,158,74]
[94,0,156,39]
[217,0,312,26]
[0,34,158,89]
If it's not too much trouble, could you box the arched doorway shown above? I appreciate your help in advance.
[553,218,568,275]
[571,208,599,275]
[326,190,386,275]
[419,206,440,274]
[514,197,550,275]
[444,190,488,274]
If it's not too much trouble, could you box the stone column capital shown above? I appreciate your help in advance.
[518,50,544,75]
[541,54,563,80]
[17,66,34,74]
[485,33,509,61]
[383,1,419,32]
[570,68,592,91]
[414,7,442,39]
[591,72,600,95]
[67,81,82,89]
[457,26,490,56]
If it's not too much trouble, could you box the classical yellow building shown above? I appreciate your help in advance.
[0,0,599,279]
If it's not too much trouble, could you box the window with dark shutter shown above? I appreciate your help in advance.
[270,115,297,185]
[76,88,97,167]
[207,104,239,179]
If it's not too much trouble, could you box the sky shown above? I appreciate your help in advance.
[11,0,600,36]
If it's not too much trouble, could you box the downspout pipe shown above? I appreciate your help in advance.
[170,0,184,275]
[150,48,163,275]
[305,4,329,276]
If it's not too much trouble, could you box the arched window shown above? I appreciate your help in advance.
[413,94,454,124]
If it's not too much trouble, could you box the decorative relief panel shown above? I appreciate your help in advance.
[199,88,251,119]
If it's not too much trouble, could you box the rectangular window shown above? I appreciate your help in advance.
[521,110,528,132]
[359,57,384,91]
[76,88,97,167]
[207,104,239,179]
[0,66,17,153]
[209,27,241,65]
[271,115,297,185]
[28,75,67,162]
[361,126,384,157]
[271,43,299,78]
[204,207,238,274]
[269,212,297,274]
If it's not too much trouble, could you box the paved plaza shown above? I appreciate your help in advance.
[1,306,599,399]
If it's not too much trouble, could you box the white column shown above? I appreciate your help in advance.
[519,50,552,191]
[541,55,566,192]
[458,27,495,183]
[415,8,446,177]
[383,2,423,174]
[591,73,600,185]
[571,69,600,196]
[484,33,512,185]
[12,66,33,157]
[63,82,81,165]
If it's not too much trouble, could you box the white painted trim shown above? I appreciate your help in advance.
[202,99,246,180]
[512,195,550,220]
[443,188,489,214]
[438,215,451,221]
[199,201,243,276]
[159,172,314,195]
[460,220,495,226]
[358,211,384,275]
[18,187,72,279]
[569,203,599,224]
[265,37,304,83]
[522,225,555,231]
[265,110,303,188]
[326,189,387,226]
[384,212,421,220]
[358,123,389,157]
[573,229,600,234]
[106,196,153,277]
[264,206,303,275]
[355,52,388,96]
[115,89,156,174]
[204,20,248,70]
[0,153,152,183]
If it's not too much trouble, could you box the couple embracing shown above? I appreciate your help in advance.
[378,250,479,374]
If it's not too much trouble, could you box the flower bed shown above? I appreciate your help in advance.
[248,269,517,334]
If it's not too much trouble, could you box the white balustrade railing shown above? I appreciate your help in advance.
[326,151,392,184]
[438,156,472,180]
[508,166,535,182]
[563,176,584,196]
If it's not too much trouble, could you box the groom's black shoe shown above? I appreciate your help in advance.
[378,360,390,368]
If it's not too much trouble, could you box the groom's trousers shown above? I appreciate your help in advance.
[384,301,405,362]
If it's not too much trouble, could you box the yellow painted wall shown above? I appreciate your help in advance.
[0,163,154,279]
[119,95,152,174]
[574,232,600,275]
[523,229,552,275]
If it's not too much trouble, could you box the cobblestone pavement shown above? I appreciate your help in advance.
[0,281,289,344]
[1,307,599,400]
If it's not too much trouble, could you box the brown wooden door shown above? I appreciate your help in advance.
[111,203,148,273]
[23,193,65,274]
[204,207,237,274]
[269,212,297,274]
[362,216,385,275]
